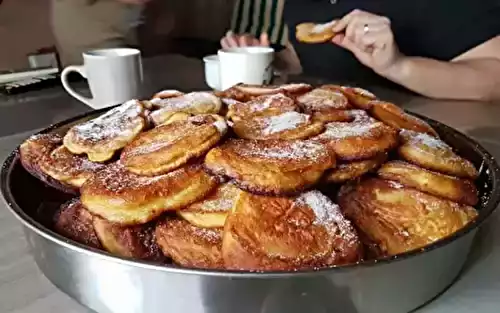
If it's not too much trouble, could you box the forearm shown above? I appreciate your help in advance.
[382,57,500,101]
[274,43,303,75]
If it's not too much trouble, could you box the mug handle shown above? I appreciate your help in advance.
[60,65,94,107]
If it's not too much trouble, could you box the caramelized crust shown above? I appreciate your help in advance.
[312,110,398,161]
[233,83,313,97]
[323,153,387,184]
[227,93,298,121]
[204,139,336,195]
[232,111,324,140]
[149,92,222,125]
[321,85,377,110]
[155,218,224,269]
[178,183,242,228]
[63,100,147,162]
[297,88,353,123]
[54,199,102,249]
[151,89,184,100]
[399,130,479,179]
[121,114,227,176]
[338,178,478,257]
[20,134,105,193]
[93,216,165,261]
[296,22,337,43]
[81,163,218,225]
[40,146,106,187]
[370,101,438,136]
[223,190,363,271]
[377,160,478,206]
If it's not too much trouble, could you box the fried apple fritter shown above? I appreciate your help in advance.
[178,183,242,228]
[121,114,227,176]
[312,110,398,161]
[378,160,478,206]
[20,134,105,193]
[323,153,387,184]
[227,93,298,121]
[63,100,147,162]
[296,22,337,43]
[204,139,335,195]
[370,101,438,136]
[398,130,478,179]
[93,217,165,261]
[223,190,363,271]
[149,92,222,126]
[81,163,218,225]
[54,199,102,249]
[338,178,478,257]
[155,218,224,269]
[232,111,324,140]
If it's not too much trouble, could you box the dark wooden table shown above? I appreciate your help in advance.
[1,54,499,313]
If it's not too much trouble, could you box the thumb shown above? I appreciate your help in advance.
[260,33,270,47]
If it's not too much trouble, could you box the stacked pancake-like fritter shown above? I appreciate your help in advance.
[19,83,480,271]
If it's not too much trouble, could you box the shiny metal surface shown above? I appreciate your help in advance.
[22,225,476,313]
[1,105,499,313]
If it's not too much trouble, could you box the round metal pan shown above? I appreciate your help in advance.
[1,108,499,313]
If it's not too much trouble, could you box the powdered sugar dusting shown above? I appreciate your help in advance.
[192,226,222,243]
[311,22,333,34]
[387,180,405,189]
[70,100,142,143]
[318,121,379,139]
[239,140,327,161]
[153,89,183,99]
[213,120,228,135]
[295,190,356,241]
[407,131,450,150]
[261,111,310,135]
[246,93,294,113]
[151,92,219,111]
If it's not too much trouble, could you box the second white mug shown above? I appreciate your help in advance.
[61,48,143,109]
[216,47,275,91]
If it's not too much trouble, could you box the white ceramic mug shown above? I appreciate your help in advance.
[61,48,143,109]
[217,47,274,91]
[203,54,221,91]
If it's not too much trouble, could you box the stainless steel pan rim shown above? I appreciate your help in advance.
[1,106,499,279]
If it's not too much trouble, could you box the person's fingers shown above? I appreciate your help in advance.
[260,33,270,46]
[353,21,388,48]
[331,9,359,33]
[225,31,240,48]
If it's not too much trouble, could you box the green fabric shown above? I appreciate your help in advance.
[230,0,288,46]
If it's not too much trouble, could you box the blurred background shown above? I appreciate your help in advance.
[0,0,235,71]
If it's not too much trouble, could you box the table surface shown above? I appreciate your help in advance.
[1,54,500,313]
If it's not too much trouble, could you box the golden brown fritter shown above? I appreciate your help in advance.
[312,110,398,161]
[155,218,224,269]
[232,111,324,140]
[204,139,335,195]
[54,199,102,249]
[227,93,299,121]
[93,216,165,261]
[20,134,105,193]
[223,190,363,271]
[295,22,337,43]
[121,114,227,176]
[63,100,147,162]
[149,92,222,125]
[178,183,242,228]
[398,130,479,179]
[296,87,352,123]
[81,163,218,225]
[323,153,387,184]
[378,160,478,206]
[370,101,438,136]
[338,178,478,257]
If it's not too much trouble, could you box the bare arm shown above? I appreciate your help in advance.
[381,36,500,101]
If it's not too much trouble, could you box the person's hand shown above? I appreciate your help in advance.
[330,9,404,75]
[220,31,270,49]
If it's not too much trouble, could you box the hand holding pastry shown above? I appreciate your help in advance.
[330,9,403,75]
